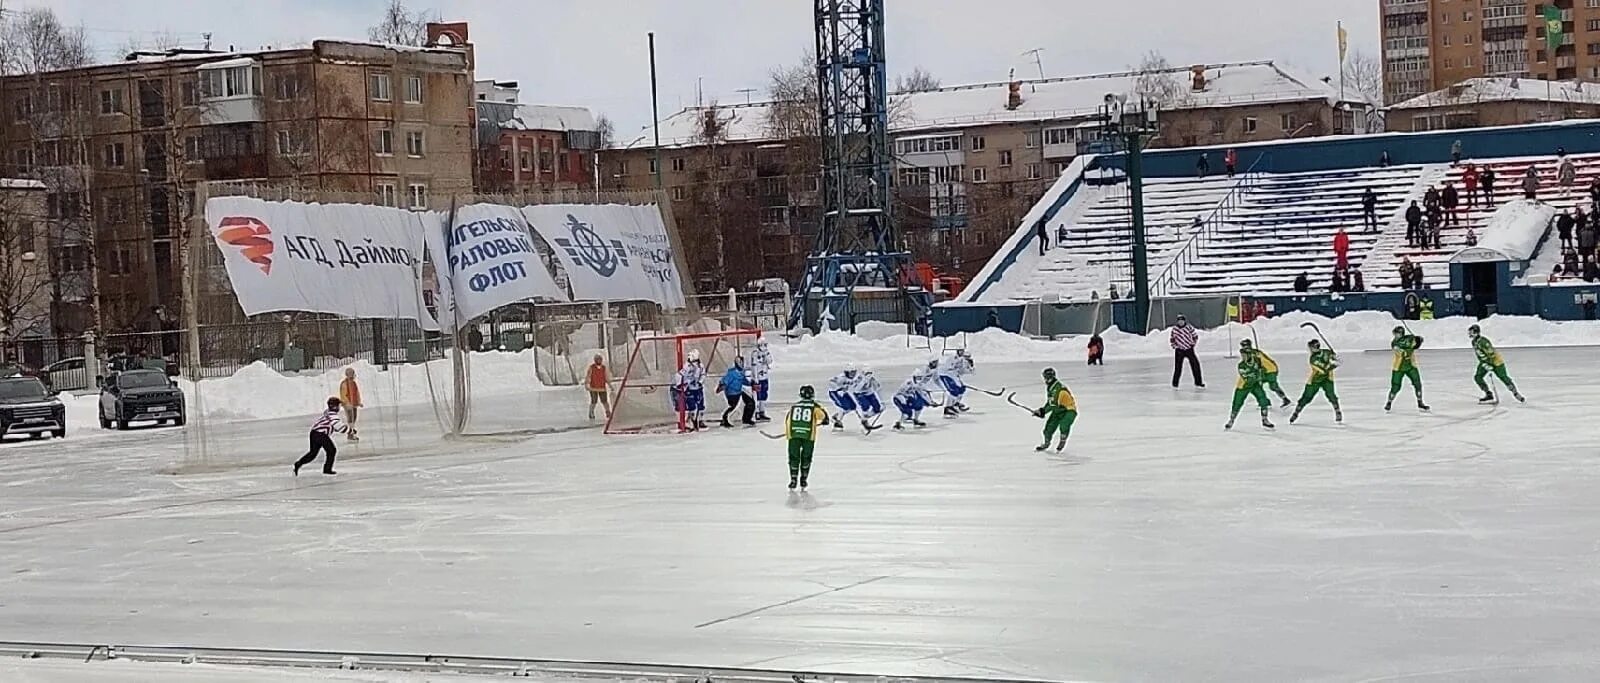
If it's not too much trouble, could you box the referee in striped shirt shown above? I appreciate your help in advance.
[294,397,348,476]
[1170,315,1204,388]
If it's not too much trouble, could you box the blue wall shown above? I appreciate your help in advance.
[1104,120,1600,178]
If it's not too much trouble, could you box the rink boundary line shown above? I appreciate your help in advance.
[0,641,1057,683]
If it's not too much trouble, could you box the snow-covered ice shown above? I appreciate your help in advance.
[2,317,1599,681]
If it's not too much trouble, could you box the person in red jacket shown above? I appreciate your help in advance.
[1333,227,1351,270]
[1462,164,1479,208]
[586,354,610,420]
[1225,148,1239,177]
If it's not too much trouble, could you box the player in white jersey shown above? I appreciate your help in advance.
[850,368,884,432]
[937,349,975,416]
[671,349,709,431]
[892,373,935,430]
[826,365,860,430]
[748,338,773,422]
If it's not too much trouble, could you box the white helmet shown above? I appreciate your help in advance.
[843,363,858,376]
[861,366,873,375]
[927,357,940,369]
[686,349,701,363]
[755,337,769,349]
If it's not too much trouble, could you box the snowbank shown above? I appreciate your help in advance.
[1453,199,1554,263]
[772,311,1600,369]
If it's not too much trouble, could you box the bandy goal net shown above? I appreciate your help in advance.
[605,329,762,434]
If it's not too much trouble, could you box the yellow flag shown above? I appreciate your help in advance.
[1338,22,1349,63]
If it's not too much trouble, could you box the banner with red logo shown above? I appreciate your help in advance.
[206,196,440,329]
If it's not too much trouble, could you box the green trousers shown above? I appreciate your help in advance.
[787,439,815,481]
[1263,372,1290,401]
[1388,367,1422,398]
[1474,363,1516,393]
[1230,383,1269,416]
[1043,409,1077,443]
[1296,377,1339,409]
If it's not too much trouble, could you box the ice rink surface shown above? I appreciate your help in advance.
[2,346,1598,682]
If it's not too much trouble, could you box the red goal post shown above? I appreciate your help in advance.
[604,329,764,434]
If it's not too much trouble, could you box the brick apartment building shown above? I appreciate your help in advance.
[1381,0,1600,105]
[0,23,476,337]
[1388,75,1600,129]
[603,60,1366,290]
[472,80,601,195]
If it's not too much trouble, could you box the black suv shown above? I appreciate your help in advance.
[99,369,186,430]
[0,376,67,440]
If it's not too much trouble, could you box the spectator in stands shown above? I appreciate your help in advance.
[1423,184,1441,213]
[1585,256,1600,283]
[1451,139,1463,166]
[1558,210,1577,251]
[1588,178,1600,210]
[1169,314,1203,388]
[1362,188,1379,232]
[1035,219,1048,255]
[1196,153,1210,178]
[1441,182,1461,226]
[1463,164,1480,208]
[1254,301,1268,320]
[1578,207,1590,244]
[1425,199,1444,247]
[1428,214,1444,250]
[1225,148,1238,177]
[1559,155,1578,197]
[1550,264,1565,283]
[1564,248,1581,274]
[1579,219,1599,259]
[1405,200,1424,247]
[1481,166,1497,205]
[1403,295,1421,320]
[1056,225,1068,246]
[1351,267,1366,292]
[1465,227,1478,247]
[1398,257,1417,290]
[1293,271,1312,292]
[1379,150,1393,168]
[1333,227,1350,270]
[1329,268,1348,293]
[1108,283,1119,299]
[1522,166,1541,200]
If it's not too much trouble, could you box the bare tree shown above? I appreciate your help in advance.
[1342,49,1384,107]
[0,187,52,341]
[594,114,616,149]
[765,50,819,141]
[1131,50,1187,109]
[1,6,89,74]
[892,67,941,94]
[367,0,435,47]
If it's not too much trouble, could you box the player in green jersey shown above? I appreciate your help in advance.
[1386,326,1430,412]
[1468,324,1525,404]
[785,385,828,490]
[1226,341,1275,430]
[1290,339,1342,423]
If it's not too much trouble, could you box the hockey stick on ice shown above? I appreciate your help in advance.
[968,384,1007,397]
[1004,391,1041,416]
[759,431,784,440]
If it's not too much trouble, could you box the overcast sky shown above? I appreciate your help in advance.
[30,0,1378,138]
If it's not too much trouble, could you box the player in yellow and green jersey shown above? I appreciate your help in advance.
[1386,326,1429,412]
[1239,339,1291,408]
[1469,324,1525,404]
[786,385,828,490]
[1031,367,1078,453]
[1226,342,1275,430]
[1290,339,1341,424]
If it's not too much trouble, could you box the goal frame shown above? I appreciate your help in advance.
[604,328,764,434]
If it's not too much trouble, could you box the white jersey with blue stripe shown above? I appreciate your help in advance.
[895,377,932,403]
[748,347,773,381]
[674,362,706,391]
[852,373,881,397]
[937,355,973,379]
[827,372,857,395]
[910,366,939,389]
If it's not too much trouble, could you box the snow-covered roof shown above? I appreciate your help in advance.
[195,56,259,71]
[624,60,1355,150]
[1451,199,1556,263]
[500,104,597,133]
[0,178,46,191]
[1389,77,1600,111]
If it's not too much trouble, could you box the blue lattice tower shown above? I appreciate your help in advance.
[788,0,930,332]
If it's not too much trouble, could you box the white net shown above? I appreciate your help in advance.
[606,330,761,433]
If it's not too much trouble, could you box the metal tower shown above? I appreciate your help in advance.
[788,0,930,332]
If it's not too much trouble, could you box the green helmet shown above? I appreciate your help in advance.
[1042,367,1057,381]
[798,385,815,400]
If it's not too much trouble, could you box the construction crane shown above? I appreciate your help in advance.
[787,0,931,333]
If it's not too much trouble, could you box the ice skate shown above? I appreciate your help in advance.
[1478,393,1497,404]
[955,403,971,413]
[720,418,734,428]
[1261,416,1275,429]
[293,462,302,476]
[1054,437,1066,452]
[1417,400,1430,411]
[893,420,904,431]
[1289,407,1302,423]
[789,477,798,490]
[799,477,808,490]
[1224,418,1236,430]
[1279,396,1291,408]
[322,470,337,475]
[1034,442,1049,452]
[1513,391,1526,403]
[1335,408,1344,423]
[1384,399,1393,412]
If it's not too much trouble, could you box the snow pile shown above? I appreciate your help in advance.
[1460,199,1554,263]
[772,311,1600,370]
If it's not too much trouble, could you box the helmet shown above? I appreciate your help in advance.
[327,396,342,409]
[927,358,940,369]
[755,337,769,349]
[686,349,702,363]
[1239,339,1253,350]
[843,363,858,376]
[1468,324,1481,337]
[861,366,874,376]
[1042,367,1057,381]
[799,384,815,400]
[1307,339,1321,349]
[956,348,969,358]
[1392,326,1406,336]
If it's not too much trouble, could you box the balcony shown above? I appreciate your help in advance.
[196,58,264,126]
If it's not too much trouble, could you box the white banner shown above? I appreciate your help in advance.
[205,197,439,329]
[521,204,686,309]
[427,203,568,330]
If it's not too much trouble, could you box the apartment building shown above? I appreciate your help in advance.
[1388,75,1600,128]
[0,23,475,335]
[472,80,601,195]
[1381,0,1600,106]
[604,61,1364,289]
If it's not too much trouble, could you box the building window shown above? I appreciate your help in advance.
[1465,32,1473,45]
[276,129,307,156]
[102,142,125,167]
[1537,49,1548,63]
[13,93,31,122]
[406,130,425,157]
[13,148,33,173]
[648,158,659,173]
[181,80,197,106]
[761,207,784,224]
[671,186,687,201]
[1244,116,1259,134]
[407,183,427,209]
[671,157,686,172]
[1280,113,1297,131]
[99,88,124,114]
[106,248,133,276]
[404,76,423,104]
[1464,55,1475,67]
[519,150,532,171]
[1026,162,1041,179]
[539,150,553,171]
[1463,10,1472,20]
[970,135,986,151]
[998,150,1013,167]
[369,72,391,101]
[1442,34,1451,46]
[1590,43,1600,55]
[1443,57,1454,68]
[1043,128,1074,146]
[1590,18,1600,31]
[971,166,988,183]
[199,65,259,98]
[1440,11,1449,23]
[618,160,629,176]
[273,73,303,100]
[184,135,201,160]
[104,195,128,224]
[1025,131,1040,148]
[376,182,397,207]
[374,128,394,155]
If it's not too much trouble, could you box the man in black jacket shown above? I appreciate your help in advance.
[1481,167,1497,205]
[1404,200,1423,248]
[1361,188,1379,233]
[1441,183,1461,226]
[1558,210,1576,251]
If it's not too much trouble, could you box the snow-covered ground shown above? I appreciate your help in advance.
[2,314,1600,681]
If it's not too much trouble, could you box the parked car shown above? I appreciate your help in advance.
[43,357,90,392]
[0,375,66,440]
[99,369,186,430]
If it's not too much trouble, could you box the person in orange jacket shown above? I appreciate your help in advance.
[338,367,363,442]
[586,354,610,420]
